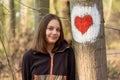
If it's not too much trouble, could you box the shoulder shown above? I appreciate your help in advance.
[22,49,34,66]
[69,46,74,51]
[66,46,75,58]
[62,40,74,53]
[67,46,74,52]
[22,49,34,60]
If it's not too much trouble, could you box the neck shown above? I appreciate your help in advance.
[47,43,54,54]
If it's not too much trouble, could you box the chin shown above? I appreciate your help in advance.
[48,40,57,44]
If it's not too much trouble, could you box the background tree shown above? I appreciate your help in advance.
[34,0,49,28]
[20,0,28,33]
[0,1,5,25]
[9,0,16,37]
[0,1,5,40]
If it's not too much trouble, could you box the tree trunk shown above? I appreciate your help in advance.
[20,0,28,33]
[9,0,16,37]
[104,0,113,26]
[70,0,107,80]
[0,2,5,25]
[34,0,49,28]
[50,0,57,14]
[60,0,72,42]
[0,2,5,40]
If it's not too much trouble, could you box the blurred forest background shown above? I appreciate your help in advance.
[0,0,120,80]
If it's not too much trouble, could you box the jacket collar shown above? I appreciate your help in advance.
[31,40,70,54]
[56,40,70,53]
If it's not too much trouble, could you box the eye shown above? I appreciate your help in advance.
[56,28,60,32]
[47,26,53,31]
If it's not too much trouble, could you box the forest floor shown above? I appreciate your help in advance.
[107,49,120,80]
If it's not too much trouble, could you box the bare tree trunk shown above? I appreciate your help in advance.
[0,22,17,80]
[9,0,16,37]
[60,0,72,42]
[0,1,5,25]
[0,1,5,40]
[70,0,107,80]
[34,0,49,28]
[50,0,57,14]
[104,0,113,26]
[20,0,28,33]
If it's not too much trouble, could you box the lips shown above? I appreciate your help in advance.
[50,36,58,40]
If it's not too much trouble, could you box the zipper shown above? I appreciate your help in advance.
[57,45,69,53]
[49,54,54,80]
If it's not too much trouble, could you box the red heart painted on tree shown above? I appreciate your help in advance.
[75,15,93,34]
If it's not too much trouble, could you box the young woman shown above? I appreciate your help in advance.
[22,14,75,80]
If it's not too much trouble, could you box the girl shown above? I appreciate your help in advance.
[22,14,75,80]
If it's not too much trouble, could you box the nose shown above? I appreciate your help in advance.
[52,29,57,34]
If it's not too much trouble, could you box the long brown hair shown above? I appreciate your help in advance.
[32,14,64,53]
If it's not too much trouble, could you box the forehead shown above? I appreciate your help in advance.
[47,19,60,27]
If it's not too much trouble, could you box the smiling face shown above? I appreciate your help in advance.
[46,19,61,45]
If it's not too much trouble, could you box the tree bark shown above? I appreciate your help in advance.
[20,0,28,33]
[0,2,5,25]
[104,0,113,26]
[9,0,16,37]
[0,22,17,80]
[70,0,107,80]
[34,0,49,28]
[0,2,5,40]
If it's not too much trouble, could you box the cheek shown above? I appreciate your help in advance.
[46,30,49,36]
[58,32,60,37]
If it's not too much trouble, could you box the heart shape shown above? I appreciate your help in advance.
[75,15,93,34]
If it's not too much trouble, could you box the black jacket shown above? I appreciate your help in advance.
[22,41,75,80]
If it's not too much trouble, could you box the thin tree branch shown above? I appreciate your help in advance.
[15,0,49,11]
[105,26,120,31]
[0,21,16,80]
